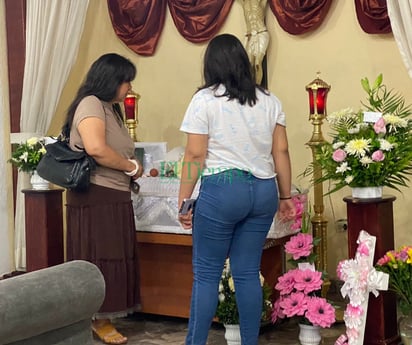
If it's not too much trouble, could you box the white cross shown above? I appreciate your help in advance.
[335,230,389,345]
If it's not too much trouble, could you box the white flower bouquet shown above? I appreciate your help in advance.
[305,74,412,194]
[8,137,46,173]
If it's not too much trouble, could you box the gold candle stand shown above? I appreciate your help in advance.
[305,74,331,297]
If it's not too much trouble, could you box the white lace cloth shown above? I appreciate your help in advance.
[132,177,304,239]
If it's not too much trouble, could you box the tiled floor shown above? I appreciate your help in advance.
[94,312,346,345]
[92,282,348,344]
[2,272,346,345]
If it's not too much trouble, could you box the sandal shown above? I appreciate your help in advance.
[92,321,128,345]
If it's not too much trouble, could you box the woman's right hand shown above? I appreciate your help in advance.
[178,211,193,230]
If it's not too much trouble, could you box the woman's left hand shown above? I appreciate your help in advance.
[277,199,296,223]
[131,159,143,179]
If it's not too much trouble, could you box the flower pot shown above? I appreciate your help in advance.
[30,170,49,190]
[298,323,321,345]
[399,313,412,345]
[351,186,383,199]
[224,324,241,345]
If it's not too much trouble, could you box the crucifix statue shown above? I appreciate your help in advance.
[239,0,270,86]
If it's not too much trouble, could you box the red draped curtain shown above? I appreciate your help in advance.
[168,0,235,43]
[107,0,391,56]
[354,0,391,34]
[107,0,168,56]
[107,0,234,56]
[267,0,333,35]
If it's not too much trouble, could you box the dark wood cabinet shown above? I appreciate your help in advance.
[22,188,64,272]
[344,195,400,345]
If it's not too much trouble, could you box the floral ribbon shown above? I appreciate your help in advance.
[335,230,389,345]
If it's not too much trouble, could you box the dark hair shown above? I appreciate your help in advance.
[62,53,136,137]
[199,34,264,106]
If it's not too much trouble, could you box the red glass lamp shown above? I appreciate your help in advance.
[305,72,331,118]
[123,90,141,142]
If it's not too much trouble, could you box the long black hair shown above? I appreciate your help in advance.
[61,53,136,137]
[199,34,265,106]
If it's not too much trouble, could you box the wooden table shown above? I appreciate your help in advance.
[136,231,288,318]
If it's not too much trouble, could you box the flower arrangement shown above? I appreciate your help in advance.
[8,137,46,173]
[271,232,336,328]
[375,245,412,316]
[305,74,412,194]
[271,186,309,239]
[215,258,272,325]
[290,192,309,231]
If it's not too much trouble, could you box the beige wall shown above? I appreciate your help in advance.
[49,0,412,278]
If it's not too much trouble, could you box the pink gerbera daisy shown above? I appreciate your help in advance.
[279,292,308,317]
[275,269,297,295]
[293,269,323,294]
[284,233,314,260]
[305,296,336,327]
[271,297,286,323]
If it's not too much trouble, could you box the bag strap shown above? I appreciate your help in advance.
[56,133,68,143]
[52,133,86,152]
[59,99,108,153]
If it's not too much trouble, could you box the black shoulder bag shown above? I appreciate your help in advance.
[36,136,96,191]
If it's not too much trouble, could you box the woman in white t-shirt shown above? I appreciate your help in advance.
[178,34,296,345]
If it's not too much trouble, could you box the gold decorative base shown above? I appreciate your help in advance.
[126,119,138,142]
[334,305,345,323]
[321,278,331,298]
[325,279,345,323]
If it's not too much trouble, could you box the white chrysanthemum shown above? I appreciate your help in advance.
[39,147,46,154]
[378,139,394,151]
[345,176,354,184]
[19,152,28,162]
[228,277,235,292]
[336,162,351,173]
[345,139,371,157]
[225,259,230,272]
[347,125,360,134]
[360,156,373,166]
[222,259,230,277]
[333,141,345,149]
[327,107,356,124]
[383,114,408,132]
[218,293,225,303]
[26,137,39,147]
[219,282,223,292]
[344,308,364,329]
[259,272,265,286]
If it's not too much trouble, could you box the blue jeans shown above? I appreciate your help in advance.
[185,170,278,345]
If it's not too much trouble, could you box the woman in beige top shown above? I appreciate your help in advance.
[62,53,143,345]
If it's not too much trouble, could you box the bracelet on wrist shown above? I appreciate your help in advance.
[124,159,139,177]
[279,196,292,200]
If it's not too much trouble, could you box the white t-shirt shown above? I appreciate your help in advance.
[180,85,286,179]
